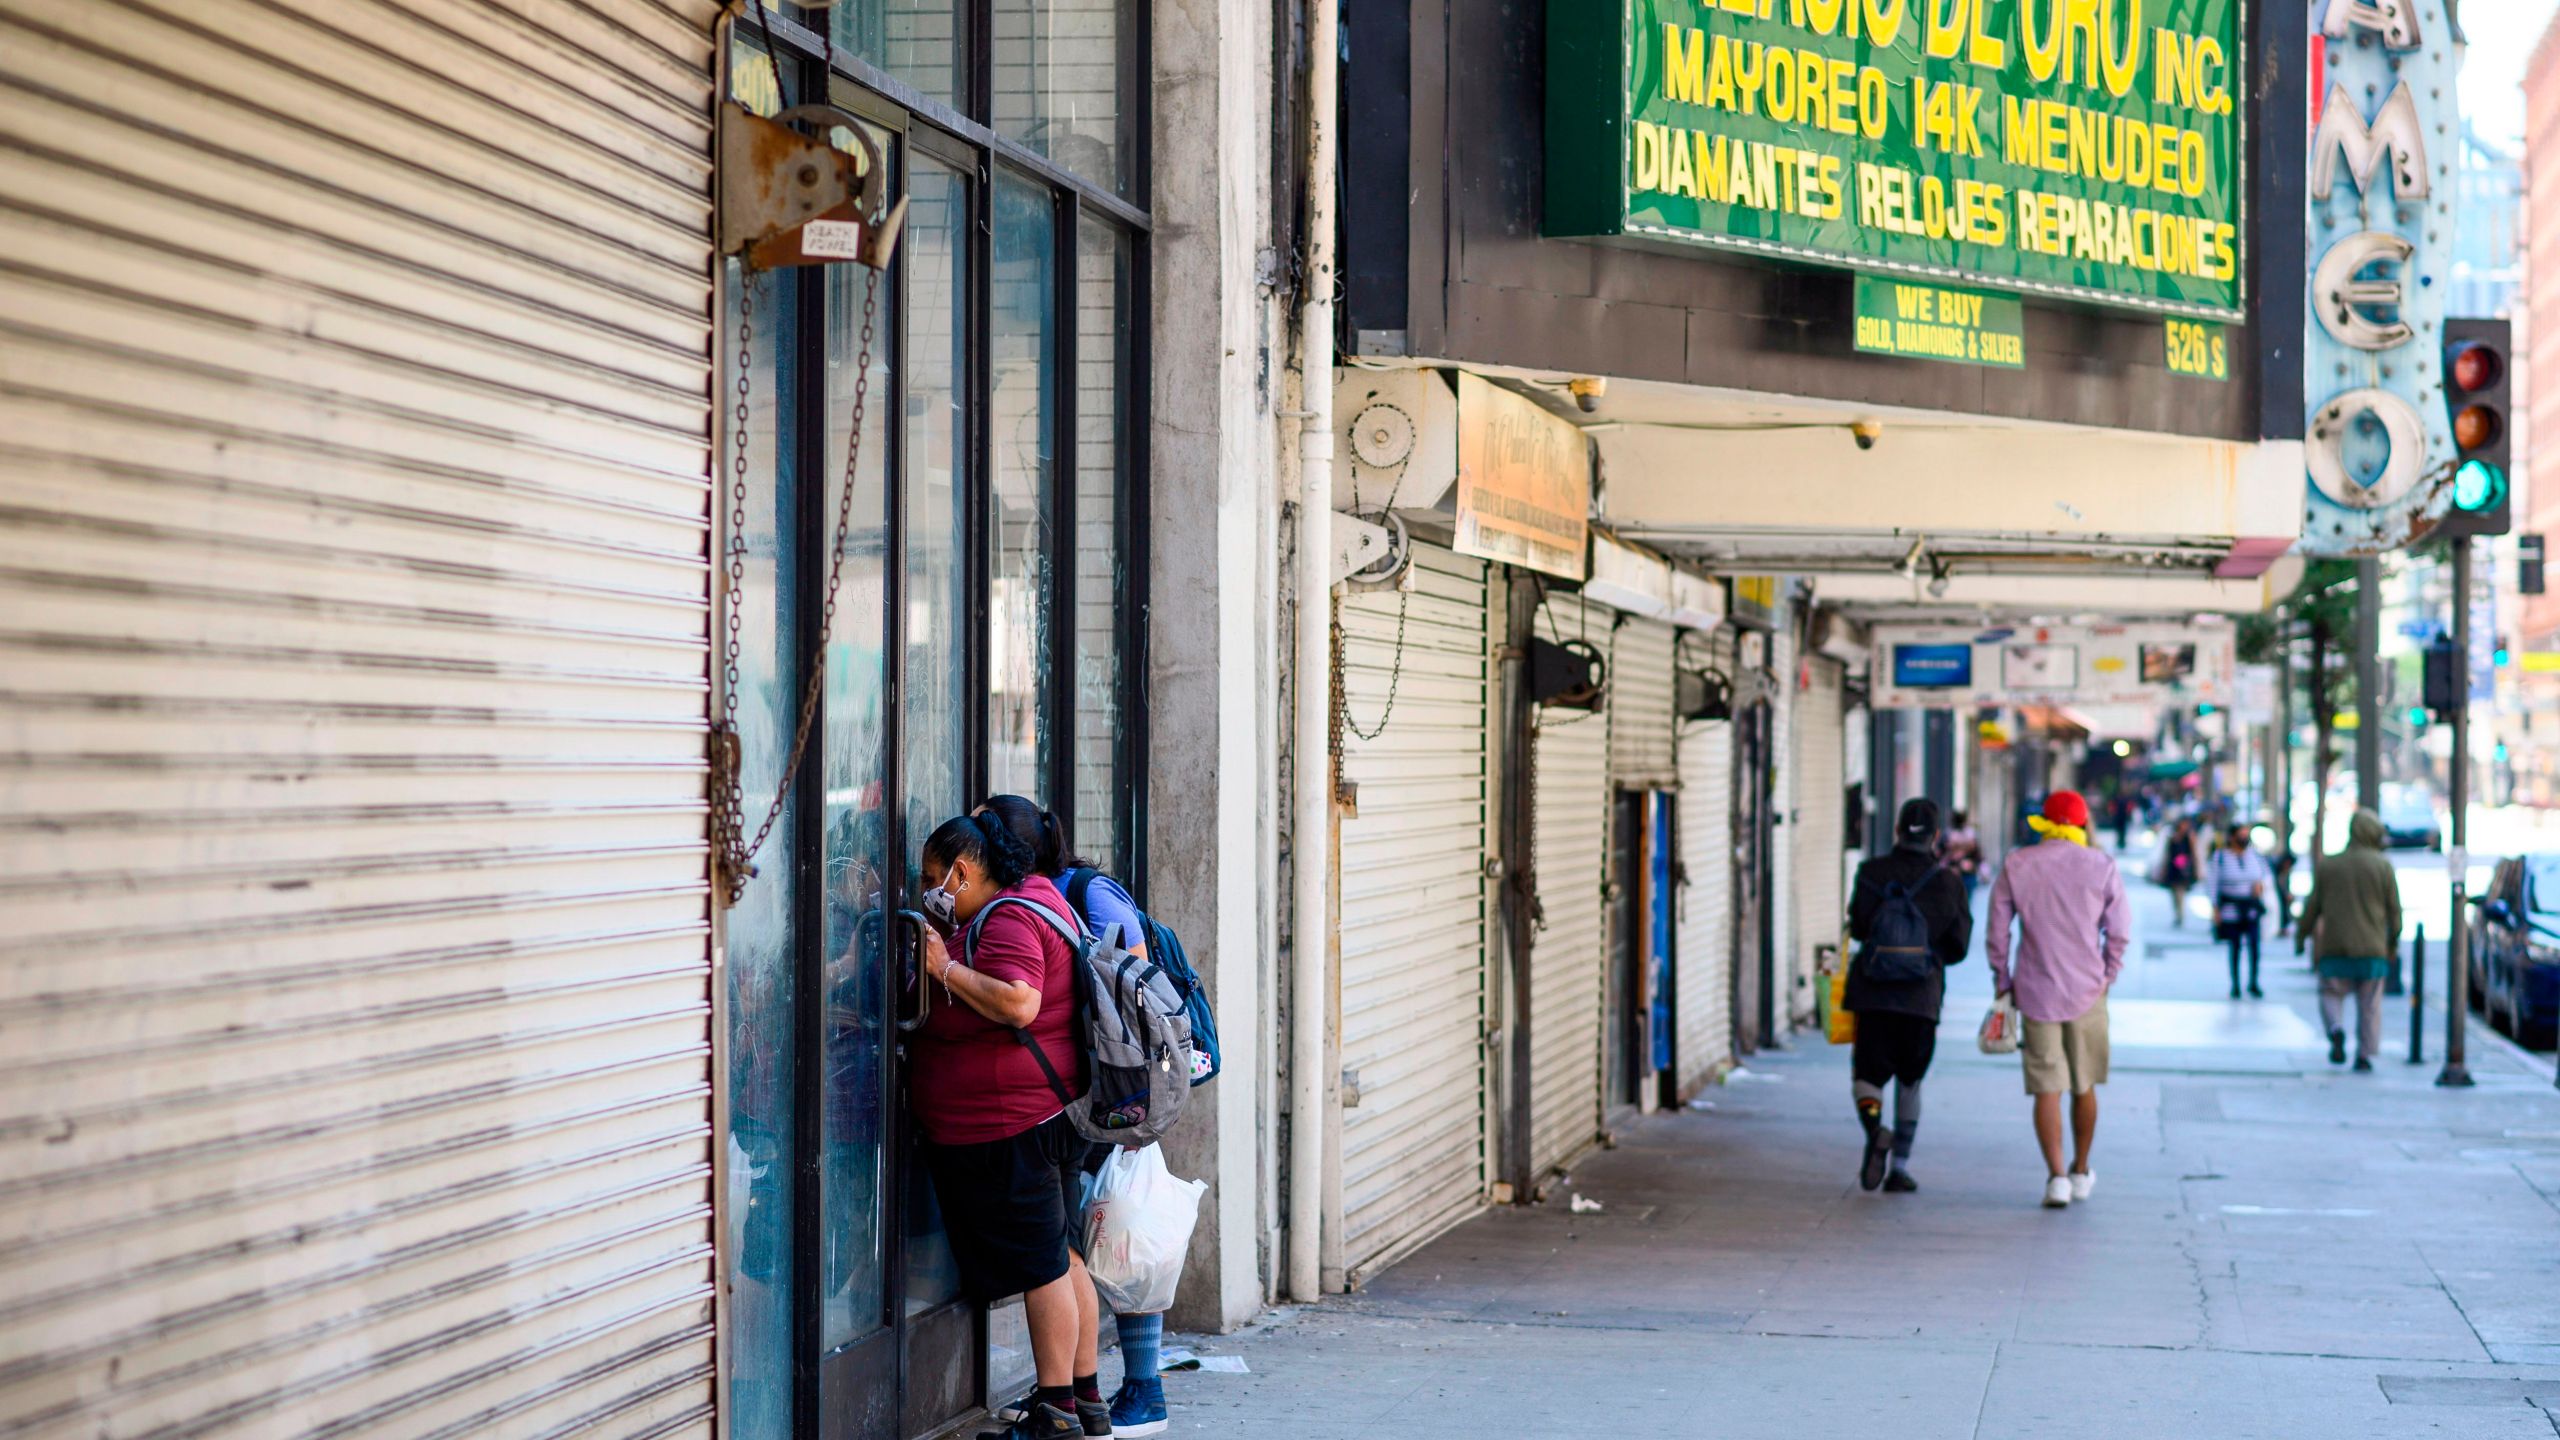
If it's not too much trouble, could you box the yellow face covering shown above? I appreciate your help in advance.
[2028,816,2088,846]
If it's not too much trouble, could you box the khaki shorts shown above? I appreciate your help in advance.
[2021,999,2110,1095]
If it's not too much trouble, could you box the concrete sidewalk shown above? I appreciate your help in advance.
[1159,855,2560,1438]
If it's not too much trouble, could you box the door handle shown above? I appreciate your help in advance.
[893,909,934,1032]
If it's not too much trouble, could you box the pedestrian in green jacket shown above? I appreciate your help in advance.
[2294,809,2403,1071]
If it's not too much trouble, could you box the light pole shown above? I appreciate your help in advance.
[2439,537,2475,1089]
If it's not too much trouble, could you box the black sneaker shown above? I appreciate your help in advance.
[1883,1168,1919,1194]
[1075,1397,1113,1438]
[2353,1057,2374,1073]
[981,1401,1079,1440]
[2248,983,2263,998]
[2328,1030,2347,1065]
[1859,1121,1893,1192]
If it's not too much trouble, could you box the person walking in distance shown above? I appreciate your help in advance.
[1844,799,1974,1193]
[1941,809,1984,903]
[2294,808,2403,1072]
[2209,825,2274,999]
[2157,817,2200,928]
[1985,791,2130,1209]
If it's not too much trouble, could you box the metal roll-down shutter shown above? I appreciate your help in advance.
[1608,617,1678,790]
[1769,625,1805,1028]
[1527,594,1611,1180]
[0,3,722,1436]
[1336,545,1494,1280]
[1675,682,1735,1097]
[1792,658,1848,1011]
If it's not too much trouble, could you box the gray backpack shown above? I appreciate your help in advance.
[965,895,1194,1147]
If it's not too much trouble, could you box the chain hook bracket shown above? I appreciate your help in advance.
[718,100,909,273]
[710,99,898,907]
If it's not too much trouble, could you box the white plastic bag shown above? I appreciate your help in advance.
[1978,994,2023,1055]
[1081,1144,1206,1314]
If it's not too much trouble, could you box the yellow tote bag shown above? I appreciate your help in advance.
[1826,966,1856,1045]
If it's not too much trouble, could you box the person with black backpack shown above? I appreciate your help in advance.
[1844,799,1974,1194]
[977,795,1219,1438]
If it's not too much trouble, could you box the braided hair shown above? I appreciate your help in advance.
[923,810,1037,891]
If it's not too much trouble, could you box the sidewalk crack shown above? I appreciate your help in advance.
[1969,1340,2000,1440]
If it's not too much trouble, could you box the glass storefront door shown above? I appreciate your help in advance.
[723,10,1148,1436]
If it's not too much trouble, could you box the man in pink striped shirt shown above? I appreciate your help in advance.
[1986,791,2131,1210]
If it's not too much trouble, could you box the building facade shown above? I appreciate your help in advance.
[1,2,2312,1437]
[0,3,1284,1438]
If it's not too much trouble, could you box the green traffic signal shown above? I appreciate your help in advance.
[2454,459,2506,513]
[2407,706,2430,727]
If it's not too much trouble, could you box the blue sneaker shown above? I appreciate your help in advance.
[1109,1378,1168,1437]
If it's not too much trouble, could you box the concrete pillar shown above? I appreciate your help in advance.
[1148,0,1277,1333]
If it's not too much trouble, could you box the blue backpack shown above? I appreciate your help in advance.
[1061,868,1222,1086]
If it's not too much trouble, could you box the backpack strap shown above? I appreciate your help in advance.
[964,894,1089,1112]
[1011,1027,1078,1110]
[1061,867,1098,922]
[963,894,1088,957]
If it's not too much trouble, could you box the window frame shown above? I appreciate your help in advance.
[753,2,1149,883]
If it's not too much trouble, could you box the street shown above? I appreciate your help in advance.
[1157,854,2560,1439]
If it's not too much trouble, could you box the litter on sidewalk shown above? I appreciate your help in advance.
[1569,1194,1604,1214]
[1160,1349,1249,1374]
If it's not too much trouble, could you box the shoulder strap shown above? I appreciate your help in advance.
[1062,867,1098,919]
[965,893,1088,957]
[968,894,1087,1112]
[1011,1026,1078,1109]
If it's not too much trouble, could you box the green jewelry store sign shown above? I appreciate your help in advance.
[1545,0,2246,320]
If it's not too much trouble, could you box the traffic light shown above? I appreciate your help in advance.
[2422,637,2460,720]
[2438,318,2512,538]
[2524,535,2547,596]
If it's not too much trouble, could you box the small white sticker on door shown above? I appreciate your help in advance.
[801,219,865,259]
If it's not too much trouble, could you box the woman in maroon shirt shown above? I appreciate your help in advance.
[911,812,1107,1440]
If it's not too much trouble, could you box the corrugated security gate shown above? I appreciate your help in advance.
[1335,545,1494,1279]
[0,4,721,1437]
[1792,658,1848,1000]
[1608,617,1678,789]
[1528,593,1612,1180]
[1769,626,1806,1028]
[1675,634,1735,1097]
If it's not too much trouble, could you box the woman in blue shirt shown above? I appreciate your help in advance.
[975,794,1175,1438]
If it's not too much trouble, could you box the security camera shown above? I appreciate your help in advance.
[1569,377,1608,414]
[1851,420,1883,451]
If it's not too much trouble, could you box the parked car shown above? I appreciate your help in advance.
[2472,855,2560,1048]
[2378,784,2445,852]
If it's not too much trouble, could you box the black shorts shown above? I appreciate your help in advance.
[1851,1011,1939,1088]
[920,1111,1085,1303]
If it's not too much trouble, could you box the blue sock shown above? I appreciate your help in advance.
[1116,1311,1164,1385]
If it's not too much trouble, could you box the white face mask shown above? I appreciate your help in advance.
[921,873,961,931]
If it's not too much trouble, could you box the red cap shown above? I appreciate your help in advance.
[2042,791,2092,830]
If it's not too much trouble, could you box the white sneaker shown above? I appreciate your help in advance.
[2043,1175,2073,1208]
[2069,1170,2095,1202]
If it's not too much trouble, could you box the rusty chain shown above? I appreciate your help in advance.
[711,262,883,907]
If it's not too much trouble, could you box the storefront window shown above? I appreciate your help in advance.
[815,122,902,1354]
[1072,217,1131,870]
[720,14,1146,1436]
[897,154,971,1316]
[721,255,801,1440]
[988,170,1058,804]
[817,0,965,109]
[993,0,1138,195]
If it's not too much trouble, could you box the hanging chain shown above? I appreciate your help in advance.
[712,263,884,907]
[1334,403,1416,746]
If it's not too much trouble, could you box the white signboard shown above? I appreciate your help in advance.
[1869,623,2238,711]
